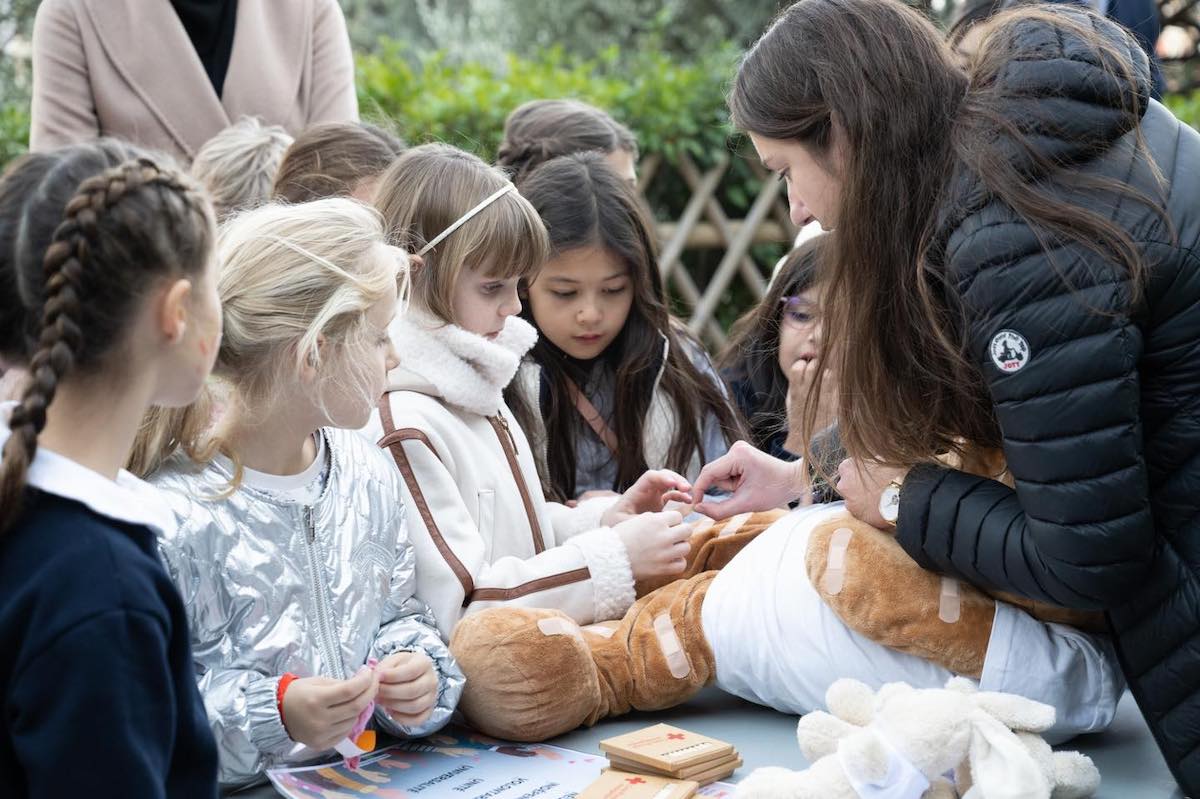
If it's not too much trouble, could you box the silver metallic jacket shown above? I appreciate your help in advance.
[152,427,464,789]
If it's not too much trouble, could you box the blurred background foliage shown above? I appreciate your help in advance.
[1,0,1198,326]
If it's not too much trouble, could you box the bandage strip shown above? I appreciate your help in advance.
[717,512,752,538]
[939,577,961,624]
[822,527,854,596]
[653,613,691,679]
[538,616,586,641]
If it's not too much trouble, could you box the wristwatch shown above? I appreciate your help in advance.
[878,477,903,528]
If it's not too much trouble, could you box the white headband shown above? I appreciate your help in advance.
[417,183,517,256]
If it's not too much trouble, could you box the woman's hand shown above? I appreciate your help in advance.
[692,441,808,519]
[601,469,692,527]
[835,458,909,530]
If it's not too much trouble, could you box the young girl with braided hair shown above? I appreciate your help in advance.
[0,143,221,797]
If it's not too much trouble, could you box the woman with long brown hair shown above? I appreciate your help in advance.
[693,0,1200,791]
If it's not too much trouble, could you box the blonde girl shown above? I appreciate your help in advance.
[144,198,462,790]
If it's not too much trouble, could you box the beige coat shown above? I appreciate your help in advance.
[30,0,358,164]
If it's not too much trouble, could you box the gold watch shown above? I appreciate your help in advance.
[878,477,903,528]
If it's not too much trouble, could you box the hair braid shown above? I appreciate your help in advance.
[0,157,207,535]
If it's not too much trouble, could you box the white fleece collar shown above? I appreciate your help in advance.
[0,402,176,536]
[387,310,538,417]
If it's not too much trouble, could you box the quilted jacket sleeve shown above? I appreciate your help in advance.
[895,215,1156,610]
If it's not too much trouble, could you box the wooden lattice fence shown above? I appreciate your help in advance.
[639,152,796,348]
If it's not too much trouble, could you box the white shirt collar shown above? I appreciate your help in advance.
[0,402,176,537]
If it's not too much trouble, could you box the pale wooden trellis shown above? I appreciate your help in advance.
[637,151,796,348]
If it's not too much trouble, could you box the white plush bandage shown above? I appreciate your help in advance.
[653,613,691,679]
[582,623,617,638]
[822,527,854,596]
[718,512,752,537]
[538,616,585,641]
[939,577,961,623]
[417,184,517,255]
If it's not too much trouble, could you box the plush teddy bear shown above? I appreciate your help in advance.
[449,499,1103,742]
[734,677,1100,799]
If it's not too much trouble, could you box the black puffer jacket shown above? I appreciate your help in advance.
[894,11,1200,793]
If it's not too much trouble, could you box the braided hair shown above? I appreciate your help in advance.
[0,149,214,535]
[496,99,638,183]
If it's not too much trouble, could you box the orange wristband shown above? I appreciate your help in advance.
[277,672,300,725]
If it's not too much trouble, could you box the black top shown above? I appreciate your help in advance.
[894,7,1200,793]
[0,489,219,798]
[171,0,239,98]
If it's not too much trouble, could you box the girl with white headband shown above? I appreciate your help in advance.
[366,143,698,641]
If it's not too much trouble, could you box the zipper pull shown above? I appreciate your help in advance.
[304,507,315,543]
[494,415,518,453]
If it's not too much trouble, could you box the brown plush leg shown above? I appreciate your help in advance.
[450,572,718,742]
[635,509,789,596]
[805,515,995,679]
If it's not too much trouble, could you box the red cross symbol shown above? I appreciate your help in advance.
[666,733,685,740]
[626,777,646,785]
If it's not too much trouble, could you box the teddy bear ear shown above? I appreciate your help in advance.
[826,679,876,726]
[875,682,914,708]
[967,711,1051,798]
[971,691,1056,733]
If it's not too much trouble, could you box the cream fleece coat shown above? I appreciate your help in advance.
[362,310,634,641]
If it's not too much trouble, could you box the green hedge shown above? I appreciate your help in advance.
[1165,91,1200,129]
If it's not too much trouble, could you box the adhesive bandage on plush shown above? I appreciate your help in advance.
[538,616,586,641]
[939,577,962,624]
[717,512,752,538]
[821,527,854,596]
[653,613,691,679]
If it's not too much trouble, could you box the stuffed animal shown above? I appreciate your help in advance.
[449,500,1105,742]
[734,677,1101,799]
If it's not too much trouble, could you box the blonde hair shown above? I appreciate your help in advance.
[130,198,406,478]
[191,117,294,221]
[374,143,549,323]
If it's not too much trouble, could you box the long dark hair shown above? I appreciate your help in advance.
[718,235,824,451]
[510,152,745,500]
[729,0,1158,469]
[497,99,638,183]
[0,145,214,534]
[1,141,143,366]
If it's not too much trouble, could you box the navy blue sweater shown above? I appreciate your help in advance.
[0,489,218,798]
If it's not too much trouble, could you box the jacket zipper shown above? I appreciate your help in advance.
[303,506,346,679]
[489,415,546,555]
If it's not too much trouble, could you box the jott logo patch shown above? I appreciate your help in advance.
[990,330,1030,373]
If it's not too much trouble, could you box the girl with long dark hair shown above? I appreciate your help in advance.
[508,152,745,503]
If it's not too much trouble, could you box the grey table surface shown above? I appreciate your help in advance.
[233,687,1185,798]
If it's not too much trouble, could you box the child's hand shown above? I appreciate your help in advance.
[282,667,379,751]
[785,358,838,454]
[614,510,693,580]
[375,651,439,728]
[602,470,693,527]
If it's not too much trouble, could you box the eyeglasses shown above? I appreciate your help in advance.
[780,296,820,330]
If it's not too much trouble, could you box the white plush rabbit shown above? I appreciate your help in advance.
[735,677,1100,799]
